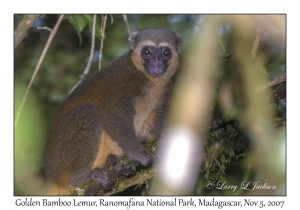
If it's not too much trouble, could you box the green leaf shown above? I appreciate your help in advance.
[72,15,88,32]
[68,15,87,46]
[83,14,101,39]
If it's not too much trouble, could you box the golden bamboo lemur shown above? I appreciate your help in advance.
[43,28,181,195]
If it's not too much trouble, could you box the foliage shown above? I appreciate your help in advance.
[14,82,46,195]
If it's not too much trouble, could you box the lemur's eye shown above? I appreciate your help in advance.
[142,48,151,56]
[163,48,171,56]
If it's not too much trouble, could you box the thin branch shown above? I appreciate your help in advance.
[257,71,286,92]
[98,15,107,71]
[14,14,40,49]
[101,167,155,196]
[15,14,65,127]
[109,14,114,25]
[210,71,286,132]
[251,15,265,60]
[123,15,131,35]
[36,26,52,32]
[70,14,97,93]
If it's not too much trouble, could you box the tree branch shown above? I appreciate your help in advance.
[14,14,40,49]
[15,14,65,127]
[70,14,97,93]
[257,71,286,92]
[123,15,131,35]
[98,15,107,71]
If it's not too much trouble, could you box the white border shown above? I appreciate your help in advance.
[3,0,298,208]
